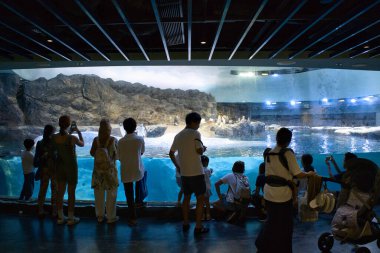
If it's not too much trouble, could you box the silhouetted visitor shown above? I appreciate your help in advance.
[90,119,119,224]
[34,125,57,218]
[117,117,145,226]
[214,160,250,223]
[255,127,315,253]
[201,155,213,221]
[19,138,35,201]
[325,152,357,181]
[169,112,209,235]
[53,115,84,225]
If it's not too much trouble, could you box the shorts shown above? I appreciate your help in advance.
[181,175,206,197]
[56,163,78,185]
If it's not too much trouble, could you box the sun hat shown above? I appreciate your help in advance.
[309,192,326,210]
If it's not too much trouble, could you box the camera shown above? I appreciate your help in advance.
[70,121,77,132]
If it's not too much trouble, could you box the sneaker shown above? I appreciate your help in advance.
[205,214,212,221]
[97,216,104,223]
[194,226,209,235]
[67,217,80,226]
[57,216,67,225]
[107,216,119,224]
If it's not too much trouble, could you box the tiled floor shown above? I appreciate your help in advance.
[1,208,379,253]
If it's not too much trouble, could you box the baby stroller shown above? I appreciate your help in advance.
[318,158,380,253]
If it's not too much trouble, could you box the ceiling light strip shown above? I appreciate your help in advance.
[209,0,231,61]
[330,34,380,58]
[188,0,192,61]
[249,0,307,60]
[309,20,380,58]
[0,35,51,61]
[0,1,90,61]
[37,0,109,61]
[151,0,170,61]
[112,0,149,61]
[289,1,380,59]
[228,0,268,61]
[270,0,344,59]
[349,44,380,58]
[75,0,129,61]
[0,19,71,61]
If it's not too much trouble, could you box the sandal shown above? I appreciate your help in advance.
[194,226,209,235]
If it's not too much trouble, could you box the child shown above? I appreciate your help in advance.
[19,138,35,201]
[201,155,213,220]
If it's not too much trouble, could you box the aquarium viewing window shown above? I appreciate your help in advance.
[0,66,380,202]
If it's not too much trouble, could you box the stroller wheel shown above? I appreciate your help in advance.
[355,247,370,253]
[318,232,334,252]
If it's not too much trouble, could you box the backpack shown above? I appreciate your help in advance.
[94,138,112,172]
[266,147,294,170]
[234,174,251,200]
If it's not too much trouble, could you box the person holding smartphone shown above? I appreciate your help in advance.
[325,152,357,181]
[53,115,84,225]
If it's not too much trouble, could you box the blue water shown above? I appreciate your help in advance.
[1,129,380,202]
[1,153,379,202]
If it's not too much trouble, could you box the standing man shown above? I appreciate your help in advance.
[255,128,315,253]
[118,118,145,226]
[169,112,209,235]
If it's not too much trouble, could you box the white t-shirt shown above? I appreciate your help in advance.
[117,133,145,183]
[264,145,302,203]
[21,150,34,174]
[221,173,241,203]
[170,128,204,177]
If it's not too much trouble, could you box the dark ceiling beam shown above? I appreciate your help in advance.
[228,0,268,60]
[270,0,343,59]
[369,51,380,58]
[111,0,150,61]
[75,0,129,61]
[188,0,192,61]
[0,35,51,61]
[0,47,15,59]
[0,19,71,61]
[289,1,380,59]
[349,44,380,58]
[36,0,109,61]
[309,20,380,58]
[151,0,170,61]
[208,0,231,61]
[330,34,380,58]
[249,0,307,60]
[0,1,90,61]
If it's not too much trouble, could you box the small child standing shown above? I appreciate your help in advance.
[19,139,35,201]
[201,155,213,220]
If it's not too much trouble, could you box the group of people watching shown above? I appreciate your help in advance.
[18,111,359,251]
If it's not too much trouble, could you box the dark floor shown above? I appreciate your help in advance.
[0,203,379,253]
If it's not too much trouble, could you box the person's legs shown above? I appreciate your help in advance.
[67,183,79,225]
[124,182,136,224]
[38,169,49,215]
[56,181,67,223]
[182,194,191,226]
[50,172,58,217]
[19,174,27,200]
[255,199,293,253]
[94,187,105,220]
[177,189,183,206]
[106,188,118,223]
[195,194,205,228]
[204,197,211,219]
[25,172,34,200]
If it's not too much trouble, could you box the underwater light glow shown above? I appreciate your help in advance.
[350,98,357,103]
[322,98,328,103]
[290,100,296,106]
[265,100,271,105]
[239,72,255,77]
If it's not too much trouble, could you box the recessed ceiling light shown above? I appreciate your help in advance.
[261,72,268,76]
[363,45,370,49]
[200,41,206,45]
[47,39,53,43]
[277,61,296,66]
